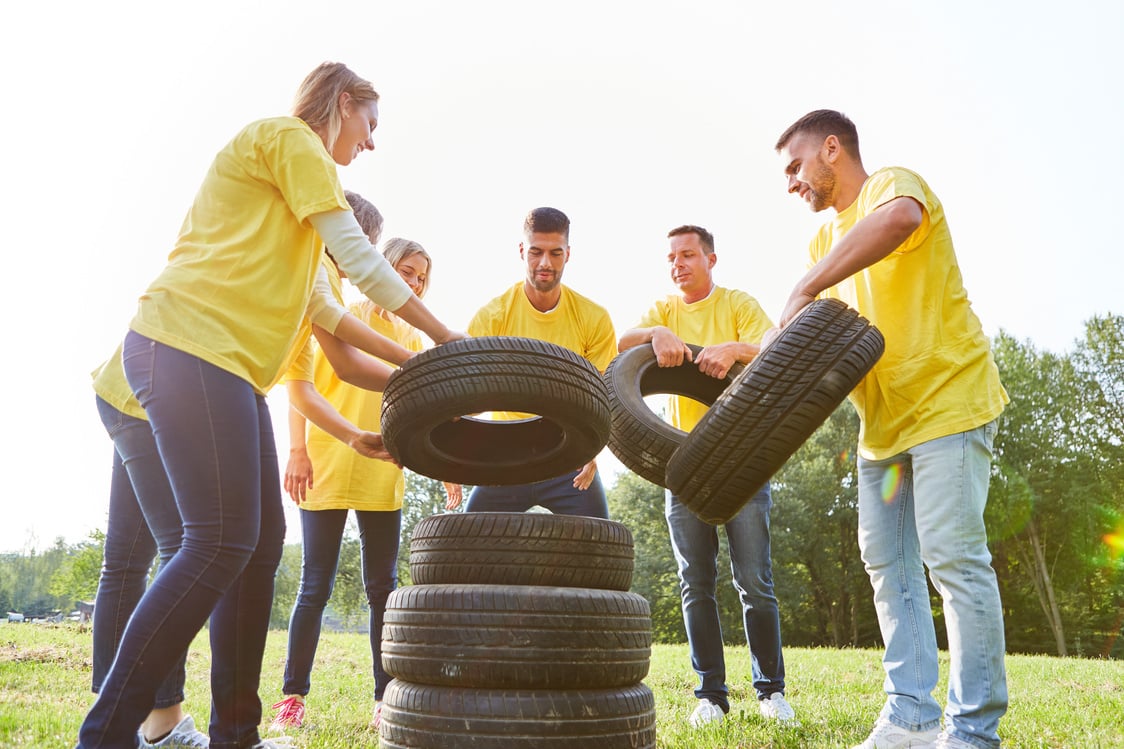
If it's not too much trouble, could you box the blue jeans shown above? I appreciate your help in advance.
[92,396,186,710]
[79,332,285,749]
[283,507,401,701]
[465,468,608,518]
[666,483,785,712]
[857,420,1007,747]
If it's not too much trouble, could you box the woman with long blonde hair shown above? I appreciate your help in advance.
[78,63,460,749]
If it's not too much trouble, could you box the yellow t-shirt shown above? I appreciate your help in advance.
[91,344,146,421]
[277,256,346,389]
[98,256,345,421]
[295,302,423,512]
[469,282,617,421]
[636,286,773,431]
[129,116,349,394]
[810,166,1008,460]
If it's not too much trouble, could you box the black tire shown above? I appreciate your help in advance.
[666,298,884,524]
[604,343,744,487]
[381,584,651,689]
[409,512,634,591]
[379,681,656,749]
[381,336,611,486]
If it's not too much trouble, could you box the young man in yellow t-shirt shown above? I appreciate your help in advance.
[618,225,796,729]
[775,110,1008,749]
[465,206,617,517]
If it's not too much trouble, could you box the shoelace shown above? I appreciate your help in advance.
[270,698,305,727]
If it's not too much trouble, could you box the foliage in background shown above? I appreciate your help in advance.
[48,530,104,605]
[1,316,1121,658]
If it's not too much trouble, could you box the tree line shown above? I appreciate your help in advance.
[4,315,1121,658]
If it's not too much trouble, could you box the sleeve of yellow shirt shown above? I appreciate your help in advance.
[587,310,618,373]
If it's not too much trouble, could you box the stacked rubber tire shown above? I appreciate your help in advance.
[378,512,656,748]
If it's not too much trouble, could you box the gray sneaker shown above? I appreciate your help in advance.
[138,715,208,748]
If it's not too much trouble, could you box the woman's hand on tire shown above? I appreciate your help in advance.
[349,431,398,464]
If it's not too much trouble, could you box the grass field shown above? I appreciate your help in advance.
[1,622,1121,748]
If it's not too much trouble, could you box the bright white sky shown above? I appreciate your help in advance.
[2,1,1120,553]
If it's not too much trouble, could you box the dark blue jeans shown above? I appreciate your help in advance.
[79,332,285,749]
[92,396,186,710]
[465,468,608,518]
[666,483,785,712]
[282,508,401,701]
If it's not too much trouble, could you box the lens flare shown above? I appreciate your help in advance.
[881,463,903,504]
[1104,527,1124,562]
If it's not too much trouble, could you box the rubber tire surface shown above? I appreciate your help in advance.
[409,512,634,591]
[666,298,884,524]
[381,336,611,486]
[379,681,656,749]
[604,343,744,487]
[381,584,651,689]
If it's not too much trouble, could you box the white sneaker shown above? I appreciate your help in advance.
[688,698,725,727]
[853,718,940,748]
[759,692,798,724]
[138,715,209,748]
[934,732,977,749]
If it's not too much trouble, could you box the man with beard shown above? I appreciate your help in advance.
[618,224,796,730]
[464,206,616,517]
[774,110,1008,749]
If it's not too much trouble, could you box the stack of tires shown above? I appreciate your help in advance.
[378,512,656,748]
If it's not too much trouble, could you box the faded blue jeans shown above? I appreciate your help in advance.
[79,332,285,749]
[92,396,186,710]
[282,507,401,702]
[666,483,785,713]
[857,419,1007,748]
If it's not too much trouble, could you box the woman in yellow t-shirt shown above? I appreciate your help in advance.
[79,63,461,749]
[271,239,462,732]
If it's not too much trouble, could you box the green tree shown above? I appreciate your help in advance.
[990,324,1124,657]
[48,530,105,607]
[771,403,878,647]
[328,532,368,627]
[270,542,303,629]
[990,331,1078,655]
[1070,314,1124,657]
[606,471,684,643]
[1,537,72,616]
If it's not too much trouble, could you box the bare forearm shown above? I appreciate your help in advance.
[334,313,413,365]
[618,327,663,352]
[390,296,459,345]
[287,403,308,451]
[794,197,922,299]
[313,325,395,391]
[287,381,362,446]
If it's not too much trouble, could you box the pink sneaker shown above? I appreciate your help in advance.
[369,701,383,730]
[269,696,305,731]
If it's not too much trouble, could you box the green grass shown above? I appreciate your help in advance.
[2,623,1122,748]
